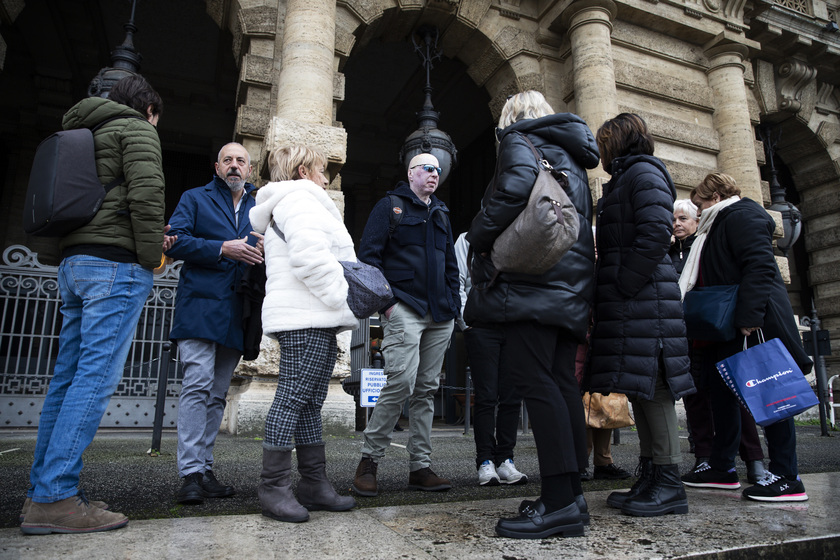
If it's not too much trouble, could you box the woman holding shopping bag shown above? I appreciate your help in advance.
[680,172,812,501]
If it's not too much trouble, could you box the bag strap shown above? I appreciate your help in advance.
[90,115,147,193]
[743,328,766,350]
[270,220,286,242]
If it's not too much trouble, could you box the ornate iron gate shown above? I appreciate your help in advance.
[0,245,183,428]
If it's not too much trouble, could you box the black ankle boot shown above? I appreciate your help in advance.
[620,464,688,517]
[606,457,653,509]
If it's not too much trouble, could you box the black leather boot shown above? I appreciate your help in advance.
[621,463,689,517]
[258,448,309,523]
[606,457,653,509]
[175,472,204,505]
[296,443,356,512]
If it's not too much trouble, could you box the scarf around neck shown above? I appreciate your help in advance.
[678,195,741,299]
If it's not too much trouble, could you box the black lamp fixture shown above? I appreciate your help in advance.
[759,125,802,256]
[88,0,143,98]
[399,25,458,184]
[825,21,839,33]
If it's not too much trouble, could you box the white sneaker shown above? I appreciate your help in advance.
[478,460,500,486]
[497,458,528,485]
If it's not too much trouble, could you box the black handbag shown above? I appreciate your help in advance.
[683,284,739,341]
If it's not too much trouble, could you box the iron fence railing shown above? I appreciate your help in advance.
[0,245,183,428]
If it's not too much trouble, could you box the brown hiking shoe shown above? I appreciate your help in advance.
[20,495,109,523]
[18,498,111,523]
[408,467,452,492]
[352,457,378,497]
[20,494,128,535]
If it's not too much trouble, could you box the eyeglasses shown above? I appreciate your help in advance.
[410,164,441,175]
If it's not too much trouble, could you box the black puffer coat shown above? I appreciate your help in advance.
[464,113,600,340]
[669,234,695,275]
[700,198,812,373]
[587,155,694,400]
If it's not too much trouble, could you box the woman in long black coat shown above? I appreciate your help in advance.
[466,90,600,539]
[681,172,811,502]
[587,113,694,517]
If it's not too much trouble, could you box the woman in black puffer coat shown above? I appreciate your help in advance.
[587,113,694,518]
[466,91,600,540]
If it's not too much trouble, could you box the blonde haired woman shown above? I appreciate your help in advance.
[249,145,357,522]
[466,90,600,538]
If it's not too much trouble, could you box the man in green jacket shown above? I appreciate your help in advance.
[21,74,166,535]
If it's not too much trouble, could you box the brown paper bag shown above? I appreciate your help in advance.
[583,392,634,430]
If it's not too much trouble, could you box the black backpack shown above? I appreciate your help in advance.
[23,116,143,237]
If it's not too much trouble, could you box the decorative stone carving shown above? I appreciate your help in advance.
[777,58,817,113]
[816,83,839,116]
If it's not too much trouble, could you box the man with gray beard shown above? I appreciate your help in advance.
[165,143,264,504]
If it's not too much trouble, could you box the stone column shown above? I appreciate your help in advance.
[704,34,762,200]
[561,0,618,139]
[560,0,618,192]
[274,0,335,125]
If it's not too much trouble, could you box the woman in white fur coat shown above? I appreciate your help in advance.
[248,145,358,523]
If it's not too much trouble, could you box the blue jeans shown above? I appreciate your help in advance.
[28,256,153,503]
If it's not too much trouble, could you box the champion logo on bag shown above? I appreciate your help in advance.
[745,368,795,388]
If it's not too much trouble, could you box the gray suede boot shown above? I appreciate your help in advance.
[258,447,309,523]
[296,443,357,512]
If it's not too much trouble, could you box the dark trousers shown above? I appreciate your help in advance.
[683,389,764,461]
[708,369,798,478]
[500,321,587,477]
[685,345,764,461]
[464,326,522,469]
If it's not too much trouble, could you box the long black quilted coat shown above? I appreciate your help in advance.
[464,113,601,341]
[587,155,694,400]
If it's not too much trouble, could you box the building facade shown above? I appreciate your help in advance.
[1,0,838,432]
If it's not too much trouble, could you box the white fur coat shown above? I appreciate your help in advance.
[249,179,358,335]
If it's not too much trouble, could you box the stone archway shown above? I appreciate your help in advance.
[754,60,840,366]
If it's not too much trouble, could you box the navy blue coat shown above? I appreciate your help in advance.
[358,183,460,323]
[464,112,600,340]
[166,176,257,352]
[587,155,694,400]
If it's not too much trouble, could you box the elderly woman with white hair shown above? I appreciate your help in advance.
[671,197,767,486]
[669,199,699,275]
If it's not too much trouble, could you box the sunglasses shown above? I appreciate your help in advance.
[411,164,442,174]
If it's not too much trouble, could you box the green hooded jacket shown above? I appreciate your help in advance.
[59,96,165,269]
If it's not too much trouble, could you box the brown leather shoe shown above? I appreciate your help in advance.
[20,495,128,535]
[408,467,452,492]
[20,495,109,523]
[352,457,378,497]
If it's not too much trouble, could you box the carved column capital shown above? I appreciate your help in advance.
[560,0,618,36]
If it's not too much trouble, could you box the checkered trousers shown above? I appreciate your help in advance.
[264,328,338,448]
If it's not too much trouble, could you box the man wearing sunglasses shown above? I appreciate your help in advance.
[353,153,460,497]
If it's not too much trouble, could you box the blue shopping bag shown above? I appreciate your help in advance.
[716,331,818,427]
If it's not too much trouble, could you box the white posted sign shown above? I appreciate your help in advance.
[360,368,386,408]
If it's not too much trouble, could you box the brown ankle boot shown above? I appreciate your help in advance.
[20,494,128,535]
[352,457,378,497]
[20,495,109,523]
[408,467,451,492]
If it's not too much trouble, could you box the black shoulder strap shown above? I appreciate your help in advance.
[388,194,403,235]
[90,115,147,193]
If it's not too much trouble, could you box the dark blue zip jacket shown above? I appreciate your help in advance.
[358,183,460,322]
